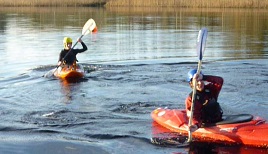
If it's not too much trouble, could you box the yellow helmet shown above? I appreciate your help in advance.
[63,37,72,49]
[63,37,72,44]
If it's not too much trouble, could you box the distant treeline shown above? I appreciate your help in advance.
[0,0,267,8]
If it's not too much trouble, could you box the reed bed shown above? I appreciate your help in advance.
[0,0,106,7]
[106,0,268,8]
[0,0,267,8]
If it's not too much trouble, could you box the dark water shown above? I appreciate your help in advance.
[0,7,268,153]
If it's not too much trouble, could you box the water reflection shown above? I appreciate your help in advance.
[60,78,87,104]
[188,142,268,154]
[0,7,267,66]
[2,13,268,81]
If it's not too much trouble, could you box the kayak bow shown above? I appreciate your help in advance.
[54,64,85,82]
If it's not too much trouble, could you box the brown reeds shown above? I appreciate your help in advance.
[0,0,267,8]
[106,0,268,8]
[0,0,106,7]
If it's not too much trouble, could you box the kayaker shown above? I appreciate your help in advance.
[185,69,223,131]
[58,37,87,70]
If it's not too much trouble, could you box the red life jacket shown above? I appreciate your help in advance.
[189,89,223,124]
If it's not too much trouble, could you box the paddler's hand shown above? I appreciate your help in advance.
[57,61,63,68]
[57,61,62,66]
[189,124,198,132]
[193,73,203,82]
[77,38,83,43]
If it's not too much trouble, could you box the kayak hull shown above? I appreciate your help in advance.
[54,64,85,81]
[151,108,268,148]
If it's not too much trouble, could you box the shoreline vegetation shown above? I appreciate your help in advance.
[0,0,106,7]
[0,0,268,8]
[106,0,268,8]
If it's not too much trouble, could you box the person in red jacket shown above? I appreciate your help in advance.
[185,69,223,131]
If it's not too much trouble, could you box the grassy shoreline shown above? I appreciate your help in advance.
[0,0,106,7]
[106,0,268,8]
[0,0,267,8]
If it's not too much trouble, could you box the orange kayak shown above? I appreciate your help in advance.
[54,64,85,81]
[151,108,268,148]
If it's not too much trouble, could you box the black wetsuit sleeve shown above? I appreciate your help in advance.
[58,50,65,62]
[75,41,87,54]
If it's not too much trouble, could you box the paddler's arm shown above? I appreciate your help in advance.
[185,96,202,129]
[57,50,65,66]
[203,75,224,98]
[77,38,87,53]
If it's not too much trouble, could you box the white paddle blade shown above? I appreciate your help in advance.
[44,68,56,78]
[196,28,208,60]
[82,18,96,35]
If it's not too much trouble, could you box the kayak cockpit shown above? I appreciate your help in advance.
[202,114,254,127]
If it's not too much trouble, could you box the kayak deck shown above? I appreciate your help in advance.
[151,108,268,148]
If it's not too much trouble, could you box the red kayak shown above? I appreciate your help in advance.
[151,108,268,148]
[54,64,85,82]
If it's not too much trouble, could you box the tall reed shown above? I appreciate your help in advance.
[106,0,268,8]
[0,0,106,7]
[0,0,267,8]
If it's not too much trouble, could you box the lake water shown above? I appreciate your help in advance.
[0,7,268,153]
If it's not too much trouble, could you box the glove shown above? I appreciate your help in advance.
[193,73,203,81]
[189,124,198,132]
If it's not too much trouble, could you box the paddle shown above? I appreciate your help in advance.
[187,28,208,142]
[44,18,96,78]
